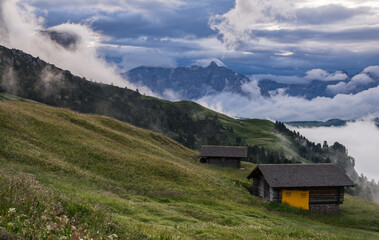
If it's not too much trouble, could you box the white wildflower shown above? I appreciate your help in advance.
[46,224,52,232]
[8,208,16,214]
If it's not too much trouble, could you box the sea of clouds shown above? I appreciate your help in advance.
[289,121,379,183]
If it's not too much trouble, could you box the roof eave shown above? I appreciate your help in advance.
[247,165,260,179]
[271,184,356,188]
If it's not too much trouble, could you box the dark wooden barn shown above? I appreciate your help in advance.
[247,164,355,213]
[199,145,247,168]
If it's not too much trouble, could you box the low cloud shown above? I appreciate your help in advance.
[0,67,18,94]
[162,89,181,101]
[197,79,379,121]
[252,68,348,84]
[0,0,155,95]
[327,72,375,94]
[363,65,379,78]
[116,48,177,72]
[290,121,379,182]
[251,74,304,84]
[305,69,348,81]
[34,66,65,98]
[193,58,225,68]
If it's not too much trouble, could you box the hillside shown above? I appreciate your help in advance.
[2,45,379,202]
[0,100,378,239]
[0,45,296,157]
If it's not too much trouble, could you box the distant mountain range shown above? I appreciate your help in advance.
[258,79,338,99]
[0,45,290,153]
[124,64,379,100]
[286,118,379,128]
[123,62,249,100]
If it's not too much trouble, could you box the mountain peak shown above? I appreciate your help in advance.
[125,63,247,100]
[208,61,219,68]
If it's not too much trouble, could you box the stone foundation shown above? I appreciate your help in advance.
[309,204,339,214]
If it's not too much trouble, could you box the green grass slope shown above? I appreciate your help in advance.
[0,101,378,239]
[0,45,300,160]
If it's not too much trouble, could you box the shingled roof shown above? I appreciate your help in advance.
[200,145,247,158]
[247,164,355,188]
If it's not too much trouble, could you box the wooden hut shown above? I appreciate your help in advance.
[199,145,247,168]
[247,164,355,213]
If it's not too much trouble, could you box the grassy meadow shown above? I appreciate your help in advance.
[0,100,378,239]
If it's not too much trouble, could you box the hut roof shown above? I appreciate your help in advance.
[200,145,247,158]
[247,164,355,188]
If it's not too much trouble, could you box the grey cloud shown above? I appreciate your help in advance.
[193,58,225,67]
[296,4,369,25]
[327,72,375,94]
[363,66,379,78]
[305,69,348,81]
[13,0,379,86]
[251,68,348,85]
[197,75,379,122]
[29,0,183,12]
[254,27,379,44]
[251,74,304,84]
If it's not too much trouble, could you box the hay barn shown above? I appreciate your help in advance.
[199,145,247,168]
[247,164,355,213]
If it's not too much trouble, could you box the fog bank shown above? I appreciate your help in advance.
[290,121,379,182]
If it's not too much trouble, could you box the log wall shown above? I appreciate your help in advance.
[206,157,241,168]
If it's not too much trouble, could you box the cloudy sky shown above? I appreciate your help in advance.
[1,0,379,180]
[1,0,379,121]
[13,0,379,76]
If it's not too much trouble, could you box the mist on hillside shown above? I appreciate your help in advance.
[0,0,155,96]
[289,120,379,183]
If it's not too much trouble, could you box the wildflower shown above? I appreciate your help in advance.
[8,208,16,214]
[46,224,52,232]
[62,215,69,224]
[107,234,118,240]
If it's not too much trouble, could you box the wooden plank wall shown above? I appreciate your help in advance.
[271,187,345,204]
[309,187,344,204]
[252,175,265,198]
[251,173,345,205]
[207,157,241,168]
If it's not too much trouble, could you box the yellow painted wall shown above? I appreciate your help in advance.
[282,189,309,210]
